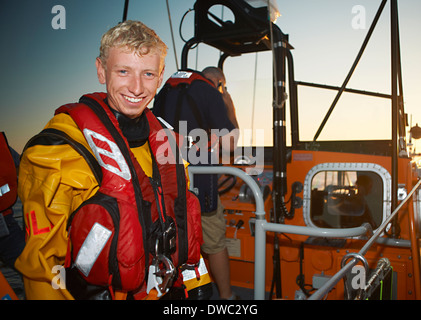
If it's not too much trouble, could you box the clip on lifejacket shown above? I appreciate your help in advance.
[146,239,176,298]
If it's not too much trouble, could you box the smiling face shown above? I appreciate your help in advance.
[96,46,164,119]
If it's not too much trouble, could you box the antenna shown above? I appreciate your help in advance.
[122,0,129,22]
[166,0,179,70]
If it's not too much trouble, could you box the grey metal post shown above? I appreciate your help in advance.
[187,166,267,299]
[254,218,267,300]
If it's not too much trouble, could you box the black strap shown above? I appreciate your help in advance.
[161,121,189,264]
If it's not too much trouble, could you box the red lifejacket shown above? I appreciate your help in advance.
[157,70,219,150]
[163,70,215,133]
[165,70,215,88]
[55,92,202,298]
[154,70,221,213]
[0,132,17,215]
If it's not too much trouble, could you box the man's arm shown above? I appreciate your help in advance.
[15,115,98,299]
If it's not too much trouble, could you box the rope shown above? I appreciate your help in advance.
[166,0,179,70]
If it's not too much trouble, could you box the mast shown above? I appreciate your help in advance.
[390,0,403,238]
[122,0,129,22]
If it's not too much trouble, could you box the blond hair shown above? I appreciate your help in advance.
[98,20,167,67]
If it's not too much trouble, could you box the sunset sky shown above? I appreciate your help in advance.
[1,0,420,152]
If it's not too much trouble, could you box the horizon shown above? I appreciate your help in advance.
[1,0,420,153]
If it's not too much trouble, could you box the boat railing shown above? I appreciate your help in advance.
[187,166,421,300]
[308,178,421,300]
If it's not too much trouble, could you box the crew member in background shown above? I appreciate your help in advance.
[0,132,25,270]
[153,66,240,299]
[0,132,25,299]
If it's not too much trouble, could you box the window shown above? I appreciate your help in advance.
[303,163,391,230]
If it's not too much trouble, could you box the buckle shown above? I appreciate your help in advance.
[146,239,176,297]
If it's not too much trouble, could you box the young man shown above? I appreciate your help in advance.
[15,20,202,300]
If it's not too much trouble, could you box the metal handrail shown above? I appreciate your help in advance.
[188,166,371,300]
[188,165,266,218]
[188,166,421,300]
[308,178,421,300]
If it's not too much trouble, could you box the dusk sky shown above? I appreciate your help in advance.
[1,0,421,152]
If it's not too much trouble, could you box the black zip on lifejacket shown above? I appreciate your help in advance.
[150,151,167,225]
[150,177,166,225]
[150,155,177,258]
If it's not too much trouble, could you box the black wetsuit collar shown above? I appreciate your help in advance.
[105,99,149,148]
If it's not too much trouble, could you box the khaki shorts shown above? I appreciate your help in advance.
[201,197,226,255]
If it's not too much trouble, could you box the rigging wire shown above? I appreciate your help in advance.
[165,0,179,70]
[219,5,225,59]
[268,0,278,109]
[250,52,258,145]
[122,0,129,22]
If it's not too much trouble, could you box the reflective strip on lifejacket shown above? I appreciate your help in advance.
[165,70,215,88]
[74,222,112,277]
[83,128,131,181]
[0,184,10,197]
[181,257,209,281]
[171,71,194,79]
